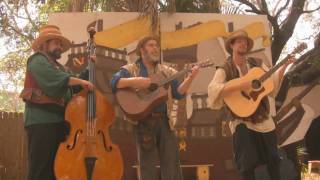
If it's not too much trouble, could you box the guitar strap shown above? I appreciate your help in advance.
[220,57,270,124]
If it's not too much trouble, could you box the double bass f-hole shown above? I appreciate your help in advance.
[66,129,83,150]
[97,130,112,152]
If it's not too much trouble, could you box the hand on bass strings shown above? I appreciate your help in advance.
[68,77,94,91]
[90,54,97,62]
[80,80,94,91]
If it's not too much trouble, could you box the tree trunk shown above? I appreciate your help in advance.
[68,0,87,12]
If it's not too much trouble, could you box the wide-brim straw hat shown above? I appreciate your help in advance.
[32,25,71,53]
[225,30,254,55]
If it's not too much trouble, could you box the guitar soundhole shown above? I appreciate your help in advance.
[148,83,159,92]
[251,79,261,90]
[137,88,159,100]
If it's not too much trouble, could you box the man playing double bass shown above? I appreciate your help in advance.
[111,36,199,180]
[20,25,94,180]
[208,30,292,180]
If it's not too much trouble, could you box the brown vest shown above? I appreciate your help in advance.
[221,57,270,124]
[20,52,65,107]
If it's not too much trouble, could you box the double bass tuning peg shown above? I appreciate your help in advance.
[88,27,96,38]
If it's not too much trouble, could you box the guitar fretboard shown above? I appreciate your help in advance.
[158,69,189,86]
[259,56,290,82]
[157,61,214,87]
[259,43,307,82]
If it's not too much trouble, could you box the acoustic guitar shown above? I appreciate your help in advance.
[116,60,214,121]
[223,43,307,118]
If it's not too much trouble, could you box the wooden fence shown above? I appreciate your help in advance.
[0,112,27,180]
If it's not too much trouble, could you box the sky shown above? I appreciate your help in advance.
[0,40,7,57]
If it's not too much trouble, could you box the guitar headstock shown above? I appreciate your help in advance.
[186,59,215,69]
[292,42,308,54]
[198,59,215,68]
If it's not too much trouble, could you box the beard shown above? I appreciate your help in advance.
[48,48,62,59]
[237,48,248,55]
[145,53,160,63]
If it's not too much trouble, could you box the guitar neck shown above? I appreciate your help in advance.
[260,43,307,82]
[157,60,214,87]
[159,69,189,86]
[259,55,290,82]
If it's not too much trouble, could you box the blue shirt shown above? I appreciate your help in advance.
[110,59,184,112]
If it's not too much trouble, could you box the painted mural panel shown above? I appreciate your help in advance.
[48,12,318,179]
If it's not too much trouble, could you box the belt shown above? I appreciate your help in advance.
[26,102,65,115]
[150,112,166,118]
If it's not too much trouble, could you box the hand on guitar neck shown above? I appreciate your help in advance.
[177,65,200,95]
[278,54,295,81]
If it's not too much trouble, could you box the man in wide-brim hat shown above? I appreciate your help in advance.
[31,25,71,53]
[224,30,254,55]
[21,25,94,180]
[208,29,292,180]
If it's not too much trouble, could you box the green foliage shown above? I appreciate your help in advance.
[173,0,220,13]
[0,1,44,111]
[0,51,28,112]
[0,90,24,112]
[296,145,309,174]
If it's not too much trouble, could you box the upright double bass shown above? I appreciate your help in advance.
[54,28,123,180]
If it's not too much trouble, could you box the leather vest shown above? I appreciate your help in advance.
[20,52,65,107]
[221,57,270,123]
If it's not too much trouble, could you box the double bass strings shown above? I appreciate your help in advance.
[87,37,97,138]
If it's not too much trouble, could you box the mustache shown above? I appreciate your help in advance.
[48,48,62,59]
[147,53,160,62]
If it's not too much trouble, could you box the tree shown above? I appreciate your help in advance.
[0,0,42,111]
[231,0,320,63]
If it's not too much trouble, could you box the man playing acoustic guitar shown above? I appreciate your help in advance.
[111,36,199,180]
[208,30,292,180]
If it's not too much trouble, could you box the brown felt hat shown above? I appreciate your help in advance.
[32,25,71,53]
[225,30,254,55]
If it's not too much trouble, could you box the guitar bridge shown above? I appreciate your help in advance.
[241,91,251,100]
